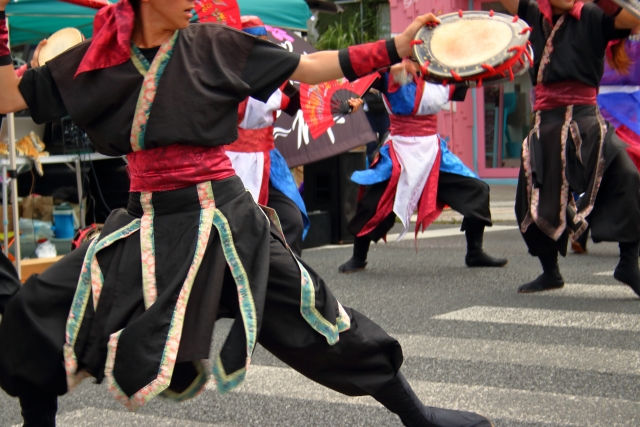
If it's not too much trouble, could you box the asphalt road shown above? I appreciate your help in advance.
[1,217,639,426]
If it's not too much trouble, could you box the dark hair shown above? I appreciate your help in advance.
[129,0,141,11]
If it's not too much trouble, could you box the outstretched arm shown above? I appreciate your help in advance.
[0,6,28,114]
[615,9,640,29]
[498,0,519,15]
[290,13,439,85]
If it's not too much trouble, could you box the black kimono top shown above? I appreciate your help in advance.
[18,24,301,156]
[519,0,630,87]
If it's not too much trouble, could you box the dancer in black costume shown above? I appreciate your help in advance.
[0,0,493,426]
[498,0,640,295]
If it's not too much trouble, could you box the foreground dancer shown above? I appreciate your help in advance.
[0,1,493,426]
[498,0,640,295]
[340,63,508,273]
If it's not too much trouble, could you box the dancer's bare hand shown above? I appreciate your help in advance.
[0,0,9,12]
[348,98,364,113]
[395,14,440,57]
[31,39,47,68]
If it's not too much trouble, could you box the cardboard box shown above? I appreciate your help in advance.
[20,256,63,282]
[21,196,54,222]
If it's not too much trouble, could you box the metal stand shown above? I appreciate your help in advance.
[7,114,21,278]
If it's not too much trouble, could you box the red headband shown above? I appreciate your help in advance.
[75,0,135,76]
[537,0,584,25]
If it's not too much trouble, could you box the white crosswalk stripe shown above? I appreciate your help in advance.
[594,271,614,276]
[395,334,640,375]
[208,364,639,427]
[527,283,639,300]
[433,306,640,332]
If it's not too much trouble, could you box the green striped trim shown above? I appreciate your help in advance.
[159,361,209,402]
[140,192,157,309]
[260,205,351,343]
[210,196,258,394]
[106,187,215,411]
[129,31,179,152]
[63,219,141,391]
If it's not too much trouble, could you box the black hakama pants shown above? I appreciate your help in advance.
[0,176,401,406]
[349,172,493,241]
[516,105,640,256]
[267,184,304,257]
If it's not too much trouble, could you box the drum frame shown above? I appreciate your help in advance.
[412,11,532,85]
[610,0,640,19]
[38,27,85,66]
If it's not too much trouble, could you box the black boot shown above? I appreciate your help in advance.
[372,372,493,427]
[571,228,589,254]
[338,236,370,274]
[613,241,640,298]
[518,252,564,293]
[19,394,58,427]
[464,225,508,267]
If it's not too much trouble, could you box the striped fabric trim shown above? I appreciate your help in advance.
[106,183,215,411]
[261,205,351,345]
[209,182,258,394]
[63,219,141,391]
[140,192,158,309]
[129,31,179,152]
[159,360,209,402]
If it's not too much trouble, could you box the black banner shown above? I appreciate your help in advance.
[266,26,376,167]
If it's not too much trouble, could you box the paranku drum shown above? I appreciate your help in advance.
[412,10,534,87]
[38,28,85,66]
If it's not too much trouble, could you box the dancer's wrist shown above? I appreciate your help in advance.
[339,39,402,82]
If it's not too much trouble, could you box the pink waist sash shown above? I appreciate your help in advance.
[389,115,438,137]
[127,144,236,192]
[534,81,597,111]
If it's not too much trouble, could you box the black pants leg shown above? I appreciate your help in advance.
[589,142,640,244]
[435,172,492,229]
[266,184,305,257]
[251,233,403,395]
[516,164,571,256]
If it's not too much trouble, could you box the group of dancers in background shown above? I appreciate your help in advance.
[0,0,638,426]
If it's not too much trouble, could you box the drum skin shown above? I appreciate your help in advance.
[38,28,85,66]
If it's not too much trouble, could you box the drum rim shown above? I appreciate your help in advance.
[462,44,534,87]
[413,11,531,80]
[38,27,85,66]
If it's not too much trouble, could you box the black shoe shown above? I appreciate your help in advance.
[464,224,507,268]
[613,241,640,298]
[465,250,508,268]
[518,272,564,293]
[420,406,494,427]
[571,228,589,254]
[373,372,493,427]
[338,258,367,274]
[571,240,587,254]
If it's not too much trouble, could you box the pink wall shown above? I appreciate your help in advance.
[389,0,476,172]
